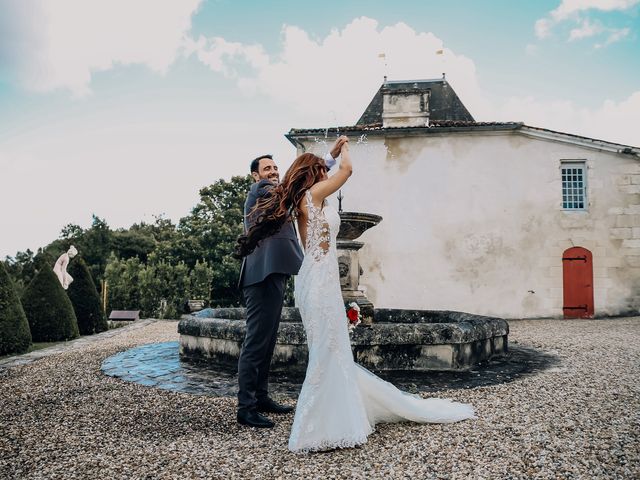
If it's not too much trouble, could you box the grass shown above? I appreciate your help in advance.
[2,324,130,361]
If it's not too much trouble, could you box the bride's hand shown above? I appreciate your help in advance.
[310,137,352,201]
[330,135,348,158]
[339,139,351,169]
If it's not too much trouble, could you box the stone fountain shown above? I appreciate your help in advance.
[336,209,382,323]
[178,202,508,372]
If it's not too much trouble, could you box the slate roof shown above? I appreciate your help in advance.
[356,78,474,125]
[287,121,523,136]
[286,121,640,155]
[286,79,640,154]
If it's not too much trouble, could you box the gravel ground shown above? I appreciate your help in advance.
[0,318,638,479]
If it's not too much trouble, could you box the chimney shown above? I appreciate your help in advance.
[381,83,430,128]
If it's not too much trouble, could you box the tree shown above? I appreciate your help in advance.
[129,215,178,243]
[178,175,253,306]
[138,256,190,318]
[22,264,79,342]
[112,229,157,262]
[0,262,32,355]
[3,249,36,298]
[60,223,84,240]
[80,215,114,286]
[103,254,143,314]
[8,176,254,313]
[67,257,108,335]
[190,259,214,302]
[104,252,216,318]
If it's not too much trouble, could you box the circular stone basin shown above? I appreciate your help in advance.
[178,308,508,372]
[337,212,383,240]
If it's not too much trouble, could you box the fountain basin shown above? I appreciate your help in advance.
[178,308,508,372]
[337,212,383,240]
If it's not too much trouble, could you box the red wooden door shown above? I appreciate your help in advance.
[562,247,594,319]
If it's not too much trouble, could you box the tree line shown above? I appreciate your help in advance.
[2,175,254,321]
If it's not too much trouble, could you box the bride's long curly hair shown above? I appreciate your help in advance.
[233,153,327,258]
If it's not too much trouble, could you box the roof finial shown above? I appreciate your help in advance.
[383,75,387,84]
[442,72,446,80]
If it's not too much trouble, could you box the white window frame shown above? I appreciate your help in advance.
[561,161,587,211]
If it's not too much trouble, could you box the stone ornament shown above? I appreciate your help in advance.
[53,246,78,290]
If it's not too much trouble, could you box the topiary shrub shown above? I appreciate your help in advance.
[22,263,79,342]
[0,262,32,355]
[67,257,108,334]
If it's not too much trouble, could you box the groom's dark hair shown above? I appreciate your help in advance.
[250,154,273,173]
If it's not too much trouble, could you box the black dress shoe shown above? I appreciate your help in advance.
[237,409,275,428]
[256,398,294,414]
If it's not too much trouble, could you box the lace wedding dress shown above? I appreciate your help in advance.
[288,190,476,453]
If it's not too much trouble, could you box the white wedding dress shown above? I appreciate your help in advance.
[288,190,476,453]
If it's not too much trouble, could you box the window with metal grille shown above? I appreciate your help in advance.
[561,162,587,210]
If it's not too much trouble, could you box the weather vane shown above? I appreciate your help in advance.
[338,190,344,212]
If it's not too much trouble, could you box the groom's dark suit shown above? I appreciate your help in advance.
[237,179,304,412]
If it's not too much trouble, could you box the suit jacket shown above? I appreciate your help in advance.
[238,179,304,288]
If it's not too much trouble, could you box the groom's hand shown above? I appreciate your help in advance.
[330,135,349,159]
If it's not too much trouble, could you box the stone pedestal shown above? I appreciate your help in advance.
[336,211,382,324]
[337,239,374,323]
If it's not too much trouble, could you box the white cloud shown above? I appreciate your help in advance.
[186,16,640,147]
[535,0,639,40]
[550,0,640,20]
[535,18,554,39]
[0,0,203,96]
[569,19,604,40]
[595,26,631,47]
[189,17,488,125]
[489,91,640,147]
[183,35,269,78]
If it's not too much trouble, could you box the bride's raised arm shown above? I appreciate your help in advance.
[309,140,352,204]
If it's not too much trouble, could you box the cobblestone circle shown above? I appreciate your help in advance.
[101,340,560,397]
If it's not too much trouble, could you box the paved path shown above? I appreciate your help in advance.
[0,319,157,370]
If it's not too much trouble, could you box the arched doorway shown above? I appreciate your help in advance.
[562,247,594,319]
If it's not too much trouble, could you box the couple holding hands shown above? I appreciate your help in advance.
[234,136,475,453]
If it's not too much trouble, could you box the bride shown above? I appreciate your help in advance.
[236,139,475,453]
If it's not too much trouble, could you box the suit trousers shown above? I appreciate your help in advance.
[237,272,287,411]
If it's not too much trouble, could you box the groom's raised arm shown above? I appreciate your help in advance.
[255,178,275,198]
[244,179,274,231]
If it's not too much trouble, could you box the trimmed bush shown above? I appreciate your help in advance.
[0,262,32,355]
[67,257,108,335]
[22,264,79,342]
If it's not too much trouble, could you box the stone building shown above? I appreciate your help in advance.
[286,78,640,319]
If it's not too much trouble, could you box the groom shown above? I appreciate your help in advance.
[237,136,347,428]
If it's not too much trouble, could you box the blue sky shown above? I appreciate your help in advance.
[1,0,639,257]
[190,0,639,106]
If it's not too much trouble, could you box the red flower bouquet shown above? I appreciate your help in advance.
[346,302,361,331]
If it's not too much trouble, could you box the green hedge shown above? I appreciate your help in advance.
[67,257,108,335]
[0,262,32,355]
[22,264,79,342]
